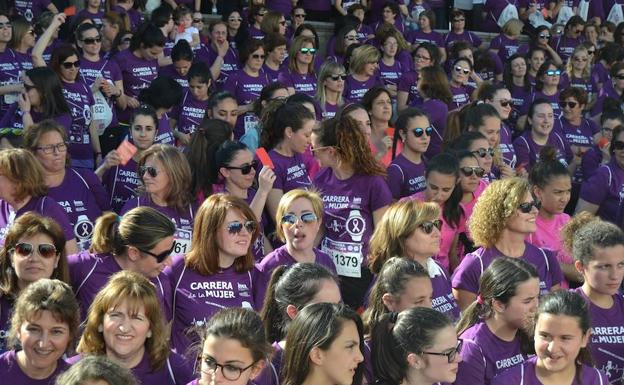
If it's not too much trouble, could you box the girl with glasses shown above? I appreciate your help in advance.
[591,61,624,118]
[372,307,460,385]
[24,120,110,251]
[191,307,271,385]
[577,125,624,226]
[443,9,483,52]
[166,194,259,357]
[480,83,517,169]
[561,46,598,107]
[0,213,69,351]
[492,291,609,385]
[8,16,35,71]
[566,218,624,384]
[452,178,562,311]
[316,61,346,120]
[448,58,475,111]
[254,189,335,306]
[448,127,497,184]
[73,271,193,385]
[551,16,586,62]
[326,26,358,66]
[279,36,318,97]
[0,279,78,383]
[68,206,175,321]
[369,199,460,320]
[260,11,287,38]
[223,10,245,50]
[256,263,341,385]
[455,257,539,385]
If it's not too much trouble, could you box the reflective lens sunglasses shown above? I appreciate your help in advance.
[300,47,316,54]
[139,165,158,178]
[329,74,347,81]
[138,243,175,262]
[225,160,258,175]
[612,140,624,150]
[546,70,561,76]
[454,66,470,75]
[227,220,257,235]
[422,339,463,363]
[518,199,541,213]
[471,147,495,157]
[419,219,442,234]
[81,37,102,44]
[61,60,81,69]
[11,242,58,258]
[559,101,578,109]
[538,33,551,39]
[413,126,433,137]
[281,212,318,225]
[460,166,485,177]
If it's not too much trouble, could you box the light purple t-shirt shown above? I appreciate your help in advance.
[278,69,317,97]
[378,60,403,90]
[0,196,74,246]
[420,98,448,159]
[408,30,444,47]
[112,49,159,124]
[449,84,473,111]
[572,287,624,385]
[68,251,172,321]
[451,242,563,295]
[79,56,123,129]
[154,113,175,145]
[398,71,423,107]
[165,254,257,357]
[314,168,392,278]
[343,74,383,104]
[500,122,517,167]
[62,80,96,161]
[579,159,624,226]
[159,64,189,90]
[101,158,140,214]
[47,168,110,251]
[456,321,528,385]
[265,150,312,193]
[194,44,239,90]
[491,355,609,385]
[489,34,521,63]
[171,91,208,135]
[0,296,12,352]
[13,0,50,22]
[0,49,24,115]
[444,30,483,51]
[512,129,573,172]
[0,350,68,384]
[387,154,426,199]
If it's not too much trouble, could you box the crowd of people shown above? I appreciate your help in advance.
[0,0,624,385]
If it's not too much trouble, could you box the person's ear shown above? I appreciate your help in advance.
[491,298,506,314]
[250,359,267,379]
[574,260,586,276]
[381,293,396,312]
[126,246,141,262]
[286,304,298,320]
[406,352,425,369]
[285,126,294,140]
[309,346,324,365]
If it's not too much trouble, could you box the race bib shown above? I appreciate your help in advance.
[173,228,192,254]
[322,238,363,278]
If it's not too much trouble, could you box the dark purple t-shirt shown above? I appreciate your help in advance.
[0,49,24,115]
[195,44,239,89]
[0,295,12,352]
[408,30,444,46]
[13,0,50,22]
[398,71,423,107]
[278,69,318,97]
[171,91,208,135]
[101,158,140,213]
[0,350,68,384]
[489,34,521,63]
[387,154,426,199]
[419,98,448,159]
[512,129,573,171]
[76,9,104,26]
[159,64,189,90]
[491,355,609,385]
[79,56,123,129]
[343,74,383,104]
[266,150,312,193]
[444,30,483,51]
[550,35,583,62]
[112,49,159,124]
[62,80,96,161]
[154,113,175,145]
[579,159,624,225]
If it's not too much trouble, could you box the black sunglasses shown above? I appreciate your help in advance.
[615,74,624,80]
[11,242,58,259]
[251,53,265,60]
[281,212,318,225]
[412,126,433,137]
[612,140,624,151]
[329,74,348,81]
[460,166,485,177]
[419,219,442,234]
[138,243,175,263]
[471,147,495,158]
[227,220,257,235]
[560,101,578,109]
[225,160,258,175]
[518,199,541,213]
[193,18,203,23]
[139,165,158,178]
[498,100,512,107]
[61,60,81,69]
[81,36,101,44]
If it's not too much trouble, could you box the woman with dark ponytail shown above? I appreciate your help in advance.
[491,291,608,385]
[371,307,460,385]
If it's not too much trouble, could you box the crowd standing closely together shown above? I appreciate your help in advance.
[0,0,624,385]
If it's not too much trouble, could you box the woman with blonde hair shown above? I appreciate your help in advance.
[121,143,197,256]
[452,177,562,310]
[166,193,259,357]
[343,45,383,104]
[68,206,175,320]
[278,36,318,97]
[561,45,598,108]
[73,270,193,384]
[0,148,76,253]
[0,213,70,350]
[368,200,459,320]
[315,61,346,120]
[0,279,79,383]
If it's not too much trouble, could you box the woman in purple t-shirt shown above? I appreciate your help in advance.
[0,213,70,351]
[315,61,345,120]
[372,308,461,385]
[567,219,624,384]
[455,257,539,385]
[138,76,183,146]
[448,58,475,111]
[74,271,193,385]
[343,45,383,104]
[0,279,78,384]
[166,194,259,356]
[480,83,517,168]
[492,290,609,385]
[561,45,598,107]
[278,36,318,97]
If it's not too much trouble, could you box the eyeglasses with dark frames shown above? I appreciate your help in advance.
[422,339,463,363]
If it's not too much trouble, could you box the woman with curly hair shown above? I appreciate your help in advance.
[451,177,562,310]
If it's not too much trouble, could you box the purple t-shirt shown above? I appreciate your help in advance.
[398,71,423,107]
[253,245,337,307]
[343,74,383,104]
[278,69,317,97]
[554,117,599,183]
[449,84,473,111]
[592,62,610,86]
[319,102,339,120]
[111,6,144,32]
[451,242,563,295]
[489,34,521,63]
[528,90,561,118]
[79,56,123,129]
[101,158,140,214]
[512,129,573,171]
[314,168,392,278]
[47,168,110,251]
[165,254,257,356]
[0,49,24,115]
[195,44,240,89]
[154,113,175,145]
[224,69,271,138]
[491,356,609,385]
[76,9,104,26]
[444,30,483,51]
[572,287,624,385]
[579,159,624,225]
[68,251,172,321]
[581,145,604,181]
[0,350,68,384]
[407,30,444,47]
[387,154,426,199]
[121,195,197,255]
[378,60,403,90]
[0,196,74,246]
[171,91,208,135]
[13,0,50,22]
[456,321,528,385]
[420,98,448,159]
[560,73,599,100]
[159,64,189,90]
[113,49,159,124]
[266,150,312,193]
[262,63,281,83]
[253,341,283,385]
[62,80,96,161]
[428,259,461,321]
[592,81,621,118]
[550,35,583,62]
[267,0,292,14]
[0,295,12,352]
[500,122,517,167]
